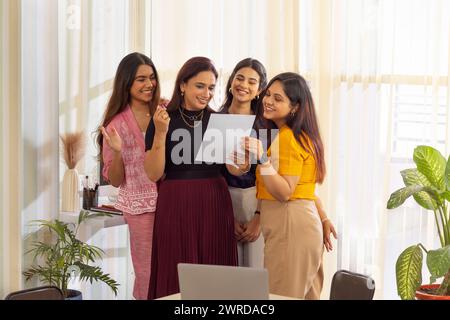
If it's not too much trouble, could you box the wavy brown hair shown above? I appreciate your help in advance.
[166,56,218,112]
[220,58,267,114]
[96,52,160,158]
[261,72,326,183]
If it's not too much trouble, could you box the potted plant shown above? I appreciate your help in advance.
[387,145,450,300]
[23,210,120,299]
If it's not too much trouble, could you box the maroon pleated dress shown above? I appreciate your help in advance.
[145,109,238,299]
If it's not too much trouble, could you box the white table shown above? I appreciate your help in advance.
[158,293,300,300]
[59,211,126,229]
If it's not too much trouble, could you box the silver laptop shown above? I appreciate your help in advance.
[177,263,269,300]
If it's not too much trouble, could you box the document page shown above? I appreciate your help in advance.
[195,113,256,165]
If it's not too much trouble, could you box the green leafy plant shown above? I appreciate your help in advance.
[23,210,120,298]
[387,145,450,299]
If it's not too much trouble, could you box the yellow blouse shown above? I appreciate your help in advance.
[256,126,317,200]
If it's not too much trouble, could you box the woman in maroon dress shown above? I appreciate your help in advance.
[144,57,238,299]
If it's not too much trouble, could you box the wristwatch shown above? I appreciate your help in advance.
[257,153,269,165]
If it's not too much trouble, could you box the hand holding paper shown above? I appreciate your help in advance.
[195,114,256,165]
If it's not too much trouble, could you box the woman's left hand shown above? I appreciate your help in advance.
[323,219,337,252]
[242,137,264,161]
[240,215,261,243]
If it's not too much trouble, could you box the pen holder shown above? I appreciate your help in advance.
[82,188,98,210]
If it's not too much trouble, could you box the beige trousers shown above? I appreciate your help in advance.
[229,186,264,268]
[261,199,324,299]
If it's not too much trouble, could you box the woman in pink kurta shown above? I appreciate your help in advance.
[97,52,162,300]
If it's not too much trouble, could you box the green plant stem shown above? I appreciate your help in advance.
[444,203,450,246]
[434,209,445,247]
[438,206,450,246]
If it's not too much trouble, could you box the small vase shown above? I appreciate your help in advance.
[61,168,80,212]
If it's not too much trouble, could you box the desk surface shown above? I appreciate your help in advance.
[60,211,126,228]
[157,293,300,300]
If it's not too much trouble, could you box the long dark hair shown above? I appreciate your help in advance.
[220,58,267,116]
[261,72,326,183]
[166,56,218,112]
[96,52,161,157]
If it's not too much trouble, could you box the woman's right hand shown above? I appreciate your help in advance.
[101,126,122,153]
[234,219,245,242]
[230,150,251,174]
[154,105,170,134]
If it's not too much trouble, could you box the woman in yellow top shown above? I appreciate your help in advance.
[243,72,334,299]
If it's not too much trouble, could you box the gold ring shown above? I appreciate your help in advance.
[162,115,168,120]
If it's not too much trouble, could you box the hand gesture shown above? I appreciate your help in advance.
[154,105,170,134]
[101,126,122,153]
[323,219,337,252]
[234,219,245,241]
[240,215,261,243]
[159,97,170,108]
[229,150,251,173]
[242,136,264,161]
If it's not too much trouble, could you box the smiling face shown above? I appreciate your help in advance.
[262,80,298,128]
[129,64,157,105]
[180,71,217,111]
[230,67,261,103]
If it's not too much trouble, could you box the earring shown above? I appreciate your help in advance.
[290,111,296,117]
[255,95,260,100]
[181,91,184,96]
[228,88,232,94]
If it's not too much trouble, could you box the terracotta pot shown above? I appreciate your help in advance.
[415,284,450,300]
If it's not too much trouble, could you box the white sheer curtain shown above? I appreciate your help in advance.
[0,0,59,298]
[0,0,22,298]
[150,0,301,108]
[304,0,450,299]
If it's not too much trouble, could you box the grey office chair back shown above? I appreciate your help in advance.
[5,285,64,300]
[330,270,375,300]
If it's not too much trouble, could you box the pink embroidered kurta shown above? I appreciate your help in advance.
[102,105,157,300]
[102,106,157,214]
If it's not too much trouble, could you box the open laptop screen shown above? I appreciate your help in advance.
[177,263,269,300]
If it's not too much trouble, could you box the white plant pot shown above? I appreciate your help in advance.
[61,168,80,212]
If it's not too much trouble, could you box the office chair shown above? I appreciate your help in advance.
[329,270,375,300]
[5,285,64,300]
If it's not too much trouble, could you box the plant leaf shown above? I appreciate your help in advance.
[24,215,119,295]
[441,191,450,202]
[387,185,427,209]
[446,156,450,191]
[396,245,423,300]
[413,146,446,191]
[426,245,450,279]
[400,169,439,210]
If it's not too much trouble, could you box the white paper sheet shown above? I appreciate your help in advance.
[195,113,256,164]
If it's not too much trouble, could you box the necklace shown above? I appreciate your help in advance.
[131,105,151,117]
[180,107,204,121]
[179,107,204,128]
